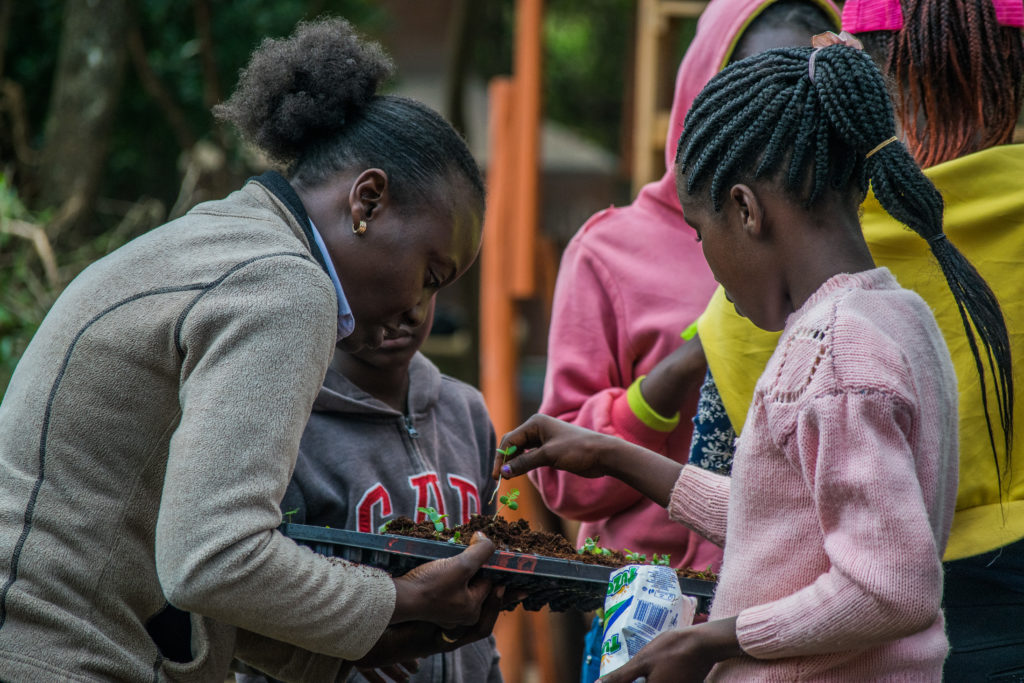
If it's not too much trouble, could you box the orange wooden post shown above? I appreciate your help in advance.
[480,77,526,683]
[509,0,543,299]
[506,1,561,679]
[483,2,562,680]
[480,77,517,438]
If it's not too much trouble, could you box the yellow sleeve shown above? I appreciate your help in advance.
[695,287,780,433]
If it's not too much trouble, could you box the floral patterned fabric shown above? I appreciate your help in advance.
[688,370,736,474]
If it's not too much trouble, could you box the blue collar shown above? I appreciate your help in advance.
[308,219,355,341]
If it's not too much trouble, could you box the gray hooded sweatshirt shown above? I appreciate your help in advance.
[239,353,502,682]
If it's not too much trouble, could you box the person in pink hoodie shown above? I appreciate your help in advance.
[495,33,1015,682]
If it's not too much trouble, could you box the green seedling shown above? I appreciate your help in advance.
[417,506,448,533]
[448,530,463,545]
[651,553,672,566]
[494,488,520,519]
[378,520,393,534]
[623,549,647,563]
[578,536,610,556]
[489,445,518,504]
[282,508,299,524]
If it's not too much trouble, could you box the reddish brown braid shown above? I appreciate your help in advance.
[864,0,1024,168]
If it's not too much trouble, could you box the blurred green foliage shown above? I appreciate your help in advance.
[0,0,681,394]
[473,0,636,152]
[106,0,387,203]
[0,176,50,388]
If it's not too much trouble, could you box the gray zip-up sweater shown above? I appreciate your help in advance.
[0,173,395,682]
[240,354,502,683]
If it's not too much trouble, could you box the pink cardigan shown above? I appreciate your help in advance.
[670,269,958,680]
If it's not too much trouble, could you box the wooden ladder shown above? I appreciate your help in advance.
[631,0,709,197]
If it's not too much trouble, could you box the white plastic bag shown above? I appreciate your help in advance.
[599,564,698,679]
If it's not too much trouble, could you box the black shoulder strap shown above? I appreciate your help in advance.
[251,170,330,274]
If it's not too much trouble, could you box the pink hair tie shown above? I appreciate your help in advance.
[842,0,1024,31]
[808,31,865,83]
[992,0,1024,27]
[841,0,904,33]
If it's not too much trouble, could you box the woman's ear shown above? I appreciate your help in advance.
[348,168,390,225]
[728,184,766,240]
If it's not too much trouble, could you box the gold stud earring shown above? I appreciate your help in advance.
[353,219,367,236]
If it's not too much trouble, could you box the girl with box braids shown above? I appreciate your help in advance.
[494,37,977,678]
[677,42,1013,493]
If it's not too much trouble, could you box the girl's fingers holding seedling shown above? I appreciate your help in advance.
[497,446,553,479]
[491,443,519,480]
[492,413,565,479]
[498,414,616,479]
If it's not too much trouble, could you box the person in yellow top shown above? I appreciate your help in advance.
[692,0,1024,677]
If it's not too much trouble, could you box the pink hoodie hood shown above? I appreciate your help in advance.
[643,0,841,215]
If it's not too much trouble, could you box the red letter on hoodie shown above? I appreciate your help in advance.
[447,475,481,525]
[357,484,392,533]
[410,472,446,521]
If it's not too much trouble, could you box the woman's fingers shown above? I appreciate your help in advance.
[359,669,387,683]
[391,533,495,626]
[438,583,505,650]
[597,657,646,683]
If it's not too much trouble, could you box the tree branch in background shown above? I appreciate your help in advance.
[193,0,222,109]
[444,0,474,137]
[0,80,40,168]
[0,0,13,79]
[38,0,129,235]
[193,0,231,150]
[1,217,59,289]
[126,9,196,152]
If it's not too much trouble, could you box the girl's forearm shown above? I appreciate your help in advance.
[639,334,706,418]
[597,440,684,508]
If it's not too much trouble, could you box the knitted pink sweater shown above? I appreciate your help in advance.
[670,268,958,681]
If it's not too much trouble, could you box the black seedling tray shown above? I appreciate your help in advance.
[281,523,715,613]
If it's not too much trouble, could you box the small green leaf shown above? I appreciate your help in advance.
[508,501,518,510]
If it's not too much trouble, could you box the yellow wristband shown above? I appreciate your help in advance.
[627,376,681,432]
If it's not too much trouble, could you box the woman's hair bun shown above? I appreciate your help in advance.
[214,17,394,165]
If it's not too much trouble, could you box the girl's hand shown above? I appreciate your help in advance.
[493,414,687,508]
[598,618,743,683]
[492,414,623,481]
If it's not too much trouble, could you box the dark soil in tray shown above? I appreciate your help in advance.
[384,514,718,582]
